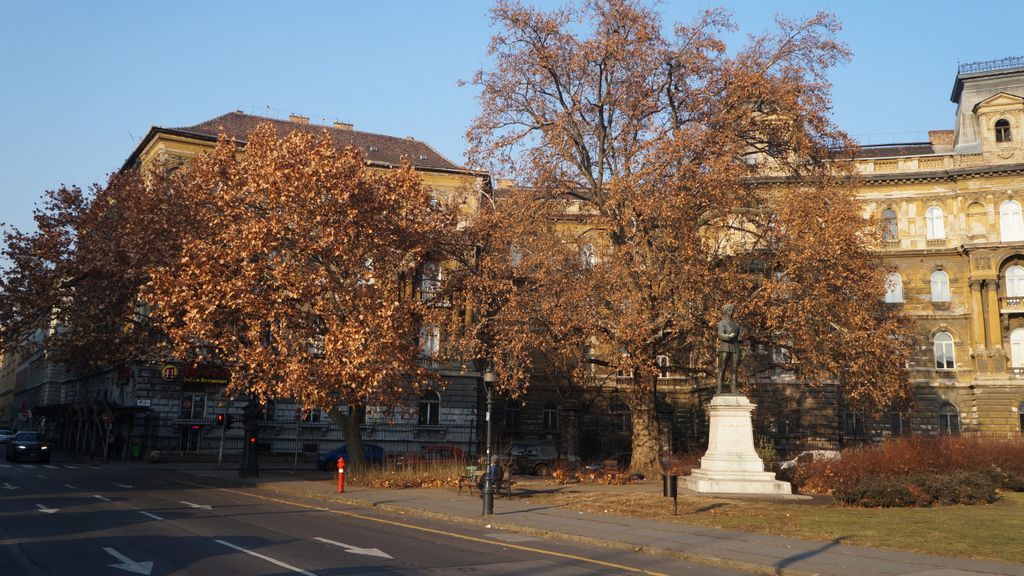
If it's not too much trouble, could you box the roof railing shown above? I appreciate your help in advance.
[958,56,1024,75]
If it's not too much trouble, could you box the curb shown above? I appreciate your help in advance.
[253,480,822,576]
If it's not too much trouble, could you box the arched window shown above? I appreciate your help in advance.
[938,403,960,435]
[930,270,950,302]
[504,399,522,433]
[996,119,1012,143]
[881,208,898,241]
[418,261,441,300]
[1001,200,1024,241]
[581,243,597,268]
[418,389,440,425]
[1010,328,1024,370]
[925,206,946,240]
[1007,265,1024,297]
[419,325,440,358]
[542,403,558,430]
[884,273,904,303]
[934,332,955,370]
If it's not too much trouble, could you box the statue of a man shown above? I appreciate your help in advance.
[716,304,742,394]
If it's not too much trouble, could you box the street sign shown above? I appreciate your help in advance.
[136,399,152,407]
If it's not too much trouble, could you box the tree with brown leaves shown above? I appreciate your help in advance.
[139,124,449,470]
[454,0,911,476]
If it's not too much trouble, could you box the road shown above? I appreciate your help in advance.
[0,456,743,575]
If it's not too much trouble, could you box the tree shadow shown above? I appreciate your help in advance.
[774,535,849,573]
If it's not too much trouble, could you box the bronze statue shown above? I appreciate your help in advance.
[716,304,742,394]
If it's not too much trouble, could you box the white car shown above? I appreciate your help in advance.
[0,429,14,444]
[778,449,840,471]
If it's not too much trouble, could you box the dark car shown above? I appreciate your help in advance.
[6,431,50,463]
[396,444,466,467]
[315,443,385,470]
[0,428,14,445]
[506,442,559,476]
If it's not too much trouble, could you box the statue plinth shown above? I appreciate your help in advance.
[685,395,792,495]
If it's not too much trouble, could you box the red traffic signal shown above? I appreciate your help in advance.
[249,436,257,444]
[216,414,225,426]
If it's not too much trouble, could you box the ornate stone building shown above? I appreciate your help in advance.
[856,57,1024,436]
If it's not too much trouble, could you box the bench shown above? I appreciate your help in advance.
[459,463,513,499]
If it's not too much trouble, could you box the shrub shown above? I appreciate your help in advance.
[831,471,997,508]
[833,475,915,508]
[351,461,465,489]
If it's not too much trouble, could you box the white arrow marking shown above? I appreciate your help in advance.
[103,547,153,575]
[35,503,58,514]
[64,484,77,490]
[94,495,111,502]
[139,511,163,521]
[180,501,211,510]
[114,483,133,488]
[2,483,17,490]
[314,536,393,559]
[215,540,316,576]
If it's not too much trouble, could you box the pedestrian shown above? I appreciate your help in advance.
[477,455,503,493]
[113,432,126,461]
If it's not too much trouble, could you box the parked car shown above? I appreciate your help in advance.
[0,428,15,445]
[315,443,385,470]
[506,442,559,476]
[6,431,50,463]
[777,450,840,472]
[396,444,466,467]
[586,452,631,473]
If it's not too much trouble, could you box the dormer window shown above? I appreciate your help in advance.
[996,119,1012,143]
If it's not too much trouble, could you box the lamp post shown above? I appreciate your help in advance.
[482,360,496,516]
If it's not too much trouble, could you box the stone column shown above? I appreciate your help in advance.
[985,280,1002,350]
[970,281,986,350]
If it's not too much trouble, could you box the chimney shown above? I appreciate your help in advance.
[333,121,353,131]
[288,114,310,125]
[929,130,954,146]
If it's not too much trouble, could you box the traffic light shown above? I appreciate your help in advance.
[226,414,234,428]
[249,436,257,445]
[216,413,225,426]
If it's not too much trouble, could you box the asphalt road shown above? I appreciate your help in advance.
[0,456,744,575]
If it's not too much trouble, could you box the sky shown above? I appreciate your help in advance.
[2,0,1024,235]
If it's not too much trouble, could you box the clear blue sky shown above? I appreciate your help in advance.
[2,1,1023,234]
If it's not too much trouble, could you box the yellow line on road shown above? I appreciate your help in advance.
[174,479,669,576]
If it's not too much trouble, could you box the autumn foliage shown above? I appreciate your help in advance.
[450,0,912,475]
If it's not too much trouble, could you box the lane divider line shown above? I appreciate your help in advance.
[177,480,668,576]
[214,539,316,576]
[139,511,164,521]
[64,484,76,490]
[94,495,111,502]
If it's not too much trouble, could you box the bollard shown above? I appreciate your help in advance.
[662,473,678,515]
[337,456,346,494]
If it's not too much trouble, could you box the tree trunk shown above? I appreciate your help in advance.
[328,405,366,472]
[627,383,661,478]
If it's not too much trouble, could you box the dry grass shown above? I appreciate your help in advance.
[520,486,1024,564]
[346,461,468,489]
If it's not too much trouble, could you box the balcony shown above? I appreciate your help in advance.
[1002,297,1024,313]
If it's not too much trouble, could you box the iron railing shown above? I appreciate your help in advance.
[959,56,1024,75]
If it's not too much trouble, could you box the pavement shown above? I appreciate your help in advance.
[132,461,1024,576]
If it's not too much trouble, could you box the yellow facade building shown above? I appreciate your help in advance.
[856,57,1024,436]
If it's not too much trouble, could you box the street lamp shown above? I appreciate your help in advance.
[482,359,496,516]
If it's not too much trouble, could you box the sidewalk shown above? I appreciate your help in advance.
[164,464,1024,576]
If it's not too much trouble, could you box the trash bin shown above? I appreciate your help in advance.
[130,439,142,460]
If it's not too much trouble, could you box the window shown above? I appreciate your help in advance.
[1011,328,1024,370]
[966,202,987,236]
[301,408,323,423]
[542,403,558,430]
[504,399,522,433]
[179,393,206,419]
[881,208,898,241]
[884,273,904,303]
[656,354,671,376]
[925,206,945,240]
[887,411,911,436]
[419,325,440,358]
[509,244,523,267]
[934,332,955,370]
[1019,402,1024,435]
[418,261,440,300]
[259,400,276,421]
[841,412,865,438]
[580,243,597,268]
[938,403,960,435]
[996,119,1012,143]
[930,270,950,302]
[1001,200,1024,241]
[1008,266,1024,297]
[418,389,440,425]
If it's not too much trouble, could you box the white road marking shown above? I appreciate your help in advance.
[88,466,102,469]
[94,495,111,502]
[21,464,35,468]
[103,547,153,575]
[43,464,58,469]
[2,483,17,490]
[139,511,163,521]
[37,474,48,479]
[0,464,11,468]
[214,539,316,576]
[180,501,211,510]
[313,536,393,559]
[114,483,133,488]
[63,464,79,469]
[64,484,77,490]
[35,503,58,514]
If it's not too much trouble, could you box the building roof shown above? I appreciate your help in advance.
[854,143,936,159]
[124,111,474,174]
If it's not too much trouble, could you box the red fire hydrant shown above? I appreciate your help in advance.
[336,456,346,494]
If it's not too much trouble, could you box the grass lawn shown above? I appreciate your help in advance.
[521,487,1024,564]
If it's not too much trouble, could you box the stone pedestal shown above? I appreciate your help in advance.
[685,395,792,495]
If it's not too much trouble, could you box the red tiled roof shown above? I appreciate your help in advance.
[134,111,469,173]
